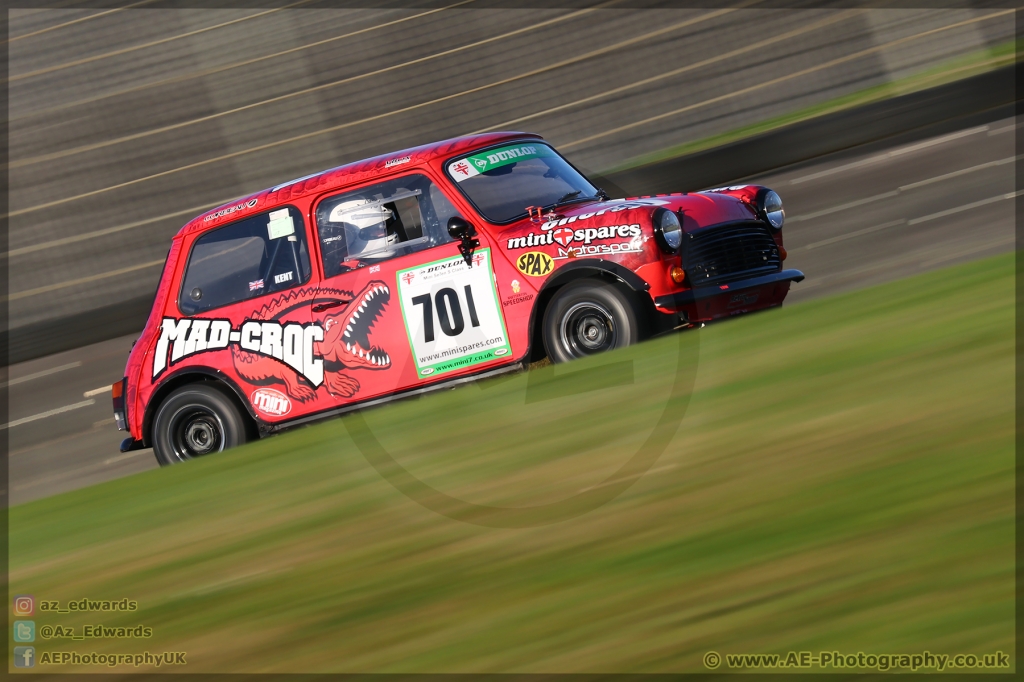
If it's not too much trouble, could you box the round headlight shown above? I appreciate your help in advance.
[653,207,682,253]
[761,190,784,230]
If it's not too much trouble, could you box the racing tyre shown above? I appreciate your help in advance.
[152,383,249,466]
[542,278,645,364]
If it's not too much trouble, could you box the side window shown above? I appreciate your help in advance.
[315,173,460,278]
[178,206,312,315]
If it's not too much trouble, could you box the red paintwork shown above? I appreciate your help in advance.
[120,133,793,444]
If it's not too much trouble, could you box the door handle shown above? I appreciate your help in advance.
[312,299,351,313]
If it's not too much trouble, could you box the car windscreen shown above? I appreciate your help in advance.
[445,143,598,223]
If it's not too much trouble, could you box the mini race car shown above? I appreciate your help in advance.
[112,132,803,464]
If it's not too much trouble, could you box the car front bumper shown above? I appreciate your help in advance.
[653,269,805,321]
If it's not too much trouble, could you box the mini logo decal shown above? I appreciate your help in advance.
[251,387,292,417]
[511,279,521,293]
[552,226,575,246]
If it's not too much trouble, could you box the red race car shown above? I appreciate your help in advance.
[111,132,803,464]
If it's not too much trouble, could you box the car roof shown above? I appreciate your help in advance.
[179,131,543,236]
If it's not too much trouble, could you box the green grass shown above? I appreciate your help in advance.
[9,253,1014,673]
[604,38,1021,175]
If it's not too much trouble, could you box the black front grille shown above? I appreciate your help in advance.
[684,221,781,286]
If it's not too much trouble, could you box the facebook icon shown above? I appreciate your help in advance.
[14,646,34,668]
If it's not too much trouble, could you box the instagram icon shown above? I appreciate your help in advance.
[13,595,34,617]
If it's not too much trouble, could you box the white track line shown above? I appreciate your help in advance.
[788,156,1016,225]
[1,362,81,388]
[10,0,598,169]
[84,386,111,398]
[787,191,899,223]
[1,399,95,431]
[8,1,313,83]
[907,192,1019,225]
[789,126,990,185]
[800,220,906,251]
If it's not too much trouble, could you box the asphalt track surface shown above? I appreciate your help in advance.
[5,119,1015,506]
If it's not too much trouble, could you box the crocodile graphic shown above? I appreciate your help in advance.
[232,281,392,401]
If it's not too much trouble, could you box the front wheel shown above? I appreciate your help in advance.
[152,383,250,466]
[542,278,646,364]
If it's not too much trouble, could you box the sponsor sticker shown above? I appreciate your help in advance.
[515,251,553,277]
[249,279,264,291]
[511,279,521,293]
[396,249,512,379]
[250,387,292,417]
[274,271,293,285]
[503,292,534,308]
[267,209,295,240]
[553,239,644,260]
[204,197,259,222]
[384,155,411,168]
[447,144,552,182]
[507,223,642,250]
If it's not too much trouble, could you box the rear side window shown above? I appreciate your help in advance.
[178,206,311,315]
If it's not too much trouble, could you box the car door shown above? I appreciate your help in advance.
[310,171,514,406]
[161,204,323,423]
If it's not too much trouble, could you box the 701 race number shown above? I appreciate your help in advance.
[397,249,512,378]
[412,285,480,343]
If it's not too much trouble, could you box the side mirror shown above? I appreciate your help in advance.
[447,216,476,240]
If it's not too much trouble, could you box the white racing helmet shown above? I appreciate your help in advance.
[328,199,397,258]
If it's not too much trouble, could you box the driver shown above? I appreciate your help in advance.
[318,198,398,275]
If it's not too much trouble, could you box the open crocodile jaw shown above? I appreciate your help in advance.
[336,282,392,370]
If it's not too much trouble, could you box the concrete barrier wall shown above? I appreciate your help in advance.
[7,4,1013,339]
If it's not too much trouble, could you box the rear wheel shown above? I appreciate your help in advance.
[152,383,249,466]
[542,278,646,364]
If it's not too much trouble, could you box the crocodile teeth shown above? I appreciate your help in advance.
[353,311,360,319]
[383,285,389,294]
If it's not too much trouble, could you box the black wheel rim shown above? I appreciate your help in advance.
[168,405,225,461]
[559,301,617,358]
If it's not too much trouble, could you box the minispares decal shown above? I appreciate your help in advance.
[553,238,644,260]
[448,144,552,182]
[507,223,641,250]
[153,317,324,387]
[515,251,553,277]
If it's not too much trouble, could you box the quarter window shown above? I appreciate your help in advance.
[315,174,460,278]
[179,206,311,315]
